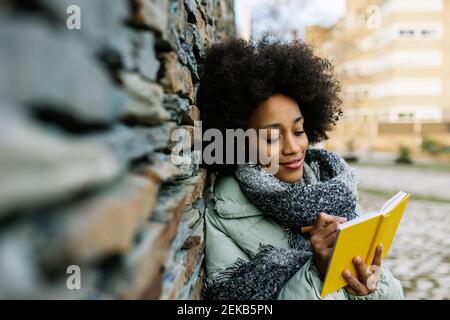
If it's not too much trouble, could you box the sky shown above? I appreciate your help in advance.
[235,0,347,40]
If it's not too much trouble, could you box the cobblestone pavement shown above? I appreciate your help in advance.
[353,164,450,200]
[355,163,450,299]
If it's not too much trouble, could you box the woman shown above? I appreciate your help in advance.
[197,36,403,300]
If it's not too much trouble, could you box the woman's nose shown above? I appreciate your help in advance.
[282,133,302,155]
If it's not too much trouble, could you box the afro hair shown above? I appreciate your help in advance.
[196,35,343,174]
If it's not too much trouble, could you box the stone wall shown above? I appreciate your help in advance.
[0,0,235,299]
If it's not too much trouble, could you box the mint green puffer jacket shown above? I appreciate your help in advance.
[204,175,404,300]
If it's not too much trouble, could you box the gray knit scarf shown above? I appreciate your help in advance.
[202,148,360,300]
[234,148,360,251]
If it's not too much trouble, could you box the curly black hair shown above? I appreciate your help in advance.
[197,36,342,175]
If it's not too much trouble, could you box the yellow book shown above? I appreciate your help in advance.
[321,191,411,297]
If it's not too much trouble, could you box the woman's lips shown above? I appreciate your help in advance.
[280,158,303,169]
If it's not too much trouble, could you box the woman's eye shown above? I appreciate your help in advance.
[294,131,305,136]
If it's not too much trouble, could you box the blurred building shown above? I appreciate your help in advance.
[306,0,450,155]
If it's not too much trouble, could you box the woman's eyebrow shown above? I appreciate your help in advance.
[261,123,281,129]
[261,115,303,129]
[293,115,303,123]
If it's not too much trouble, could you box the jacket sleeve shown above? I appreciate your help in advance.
[202,206,311,300]
[277,257,348,299]
[203,206,251,279]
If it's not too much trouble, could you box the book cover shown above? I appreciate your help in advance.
[320,191,411,297]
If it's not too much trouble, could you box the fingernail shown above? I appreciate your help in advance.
[355,256,361,263]
[339,217,347,222]
[343,270,350,277]
[379,244,384,251]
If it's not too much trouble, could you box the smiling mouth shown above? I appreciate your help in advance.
[280,158,303,169]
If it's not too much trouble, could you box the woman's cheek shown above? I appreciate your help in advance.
[295,135,308,152]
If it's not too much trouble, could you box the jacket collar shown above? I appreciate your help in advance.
[212,174,265,219]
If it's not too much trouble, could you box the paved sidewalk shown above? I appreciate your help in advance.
[355,161,450,299]
[353,164,450,201]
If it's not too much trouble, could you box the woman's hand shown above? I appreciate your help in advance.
[342,244,383,296]
[309,212,347,280]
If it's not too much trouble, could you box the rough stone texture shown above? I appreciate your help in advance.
[136,155,183,183]
[105,223,167,299]
[0,107,121,217]
[40,174,160,267]
[0,0,235,299]
[135,31,161,81]
[188,265,206,300]
[0,18,127,125]
[120,71,172,125]
[90,123,177,167]
[158,52,195,103]
[160,206,206,299]
[130,0,170,35]
[163,94,199,125]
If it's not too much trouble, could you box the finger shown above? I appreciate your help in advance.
[320,215,346,224]
[315,212,337,228]
[342,269,367,295]
[344,285,357,295]
[353,256,368,283]
[311,214,346,236]
[310,214,332,236]
[311,232,335,252]
[372,244,383,267]
[319,247,334,260]
[318,220,340,239]
[322,230,338,248]
[334,216,348,224]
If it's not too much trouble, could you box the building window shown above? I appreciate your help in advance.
[421,29,438,37]
[396,25,442,40]
[398,113,414,122]
[399,29,415,37]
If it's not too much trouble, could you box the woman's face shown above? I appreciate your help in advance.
[248,93,309,183]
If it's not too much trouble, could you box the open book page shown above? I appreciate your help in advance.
[338,210,380,230]
[338,191,408,230]
[380,191,408,214]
